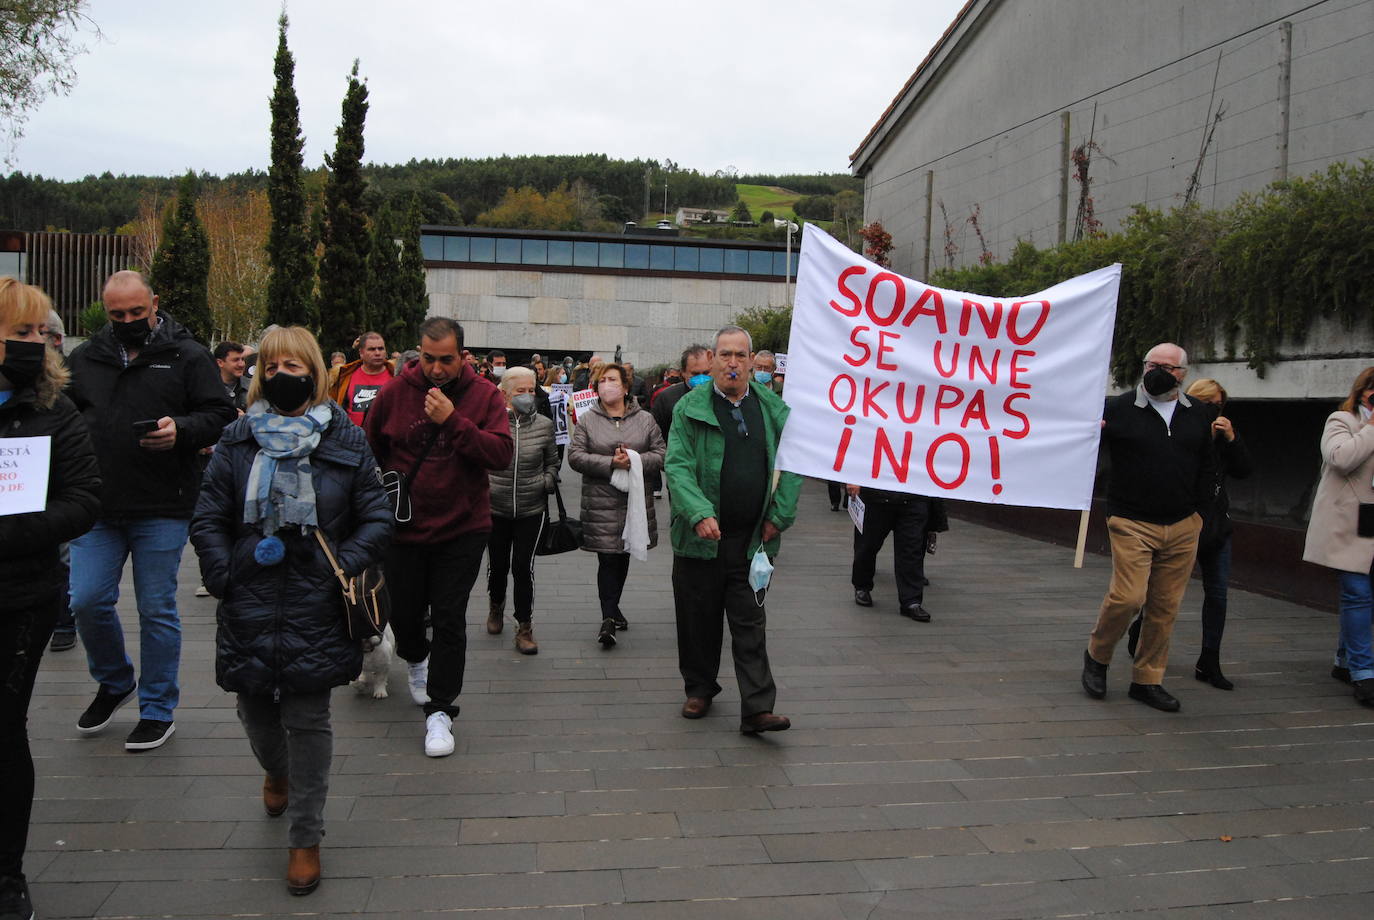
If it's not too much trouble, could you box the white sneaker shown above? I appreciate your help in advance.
[424,712,454,758]
[194,584,210,597]
[407,657,429,706]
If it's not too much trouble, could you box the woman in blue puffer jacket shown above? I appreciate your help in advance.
[190,326,391,896]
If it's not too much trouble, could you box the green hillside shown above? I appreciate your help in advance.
[735,184,801,220]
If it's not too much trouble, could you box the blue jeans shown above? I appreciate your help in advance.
[1335,571,1374,682]
[70,518,188,722]
[1197,537,1232,651]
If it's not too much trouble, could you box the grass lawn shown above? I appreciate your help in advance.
[735,183,801,220]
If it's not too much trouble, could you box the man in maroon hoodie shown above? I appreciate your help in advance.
[364,317,513,757]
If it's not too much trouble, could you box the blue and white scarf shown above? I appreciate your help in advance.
[243,400,332,535]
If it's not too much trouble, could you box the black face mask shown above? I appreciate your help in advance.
[111,317,151,348]
[1143,367,1177,397]
[0,339,46,389]
[262,372,314,413]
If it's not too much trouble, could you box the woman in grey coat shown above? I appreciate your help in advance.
[486,366,558,654]
[568,363,666,648]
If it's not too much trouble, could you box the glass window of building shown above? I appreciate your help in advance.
[625,244,650,270]
[650,246,675,271]
[547,240,573,265]
[443,236,469,262]
[598,243,624,268]
[698,248,723,273]
[496,238,521,264]
[522,239,548,265]
[573,241,598,267]
[421,234,444,261]
[749,250,773,275]
[674,247,700,272]
[469,237,496,262]
[724,249,750,274]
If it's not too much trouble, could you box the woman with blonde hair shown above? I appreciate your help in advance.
[190,326,391,895]
[0,280,101,920]
[1303,366,1374,704]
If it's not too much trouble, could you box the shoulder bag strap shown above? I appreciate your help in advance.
[314,529,356,600]
[407,424,443,480]
[551,480,570,521]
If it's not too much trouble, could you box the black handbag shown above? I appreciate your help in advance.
[315,530,390,650]
[381,426,441,524]
[537,481,584,556]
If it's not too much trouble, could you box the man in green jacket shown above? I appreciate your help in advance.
[666,325,802,734]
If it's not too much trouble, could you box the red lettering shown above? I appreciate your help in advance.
[830,266,866,316]
[1008,300,1050,344]
[1009,350,1034,389]
[833,415,857,471]
[872,427,913,482]
[901,286,949,333]
[958,298,1003,337]
[895,382,925,423]
[828,375,857,413]
[861,378,891,419]
[864,272,906,327]
[1002,392,1030,439]
[960,390,990,430]
[876,330,900,371]
[968,346,1001,384]
[926,433,970,489]
[933,384,964,425]
[933,341,960,378]
[843,326,872,368]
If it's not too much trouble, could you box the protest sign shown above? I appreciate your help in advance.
[0,436,52,516]
[774,353,787,374]
[847,491,865,534]
[775,225,1119,511]
[550,383,572,445]
[570,388,598,424]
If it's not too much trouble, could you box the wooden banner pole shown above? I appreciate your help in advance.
[1073,509,1090,568]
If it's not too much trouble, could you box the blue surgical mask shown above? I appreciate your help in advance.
[687,373,711,389]
[753,371,773,385]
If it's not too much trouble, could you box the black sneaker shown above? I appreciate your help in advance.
[597,618,617,648]
[610,613,629,631]
[49,629,78,652]
[76,684,136,735]
[125,719,175,751]
[0,874,34,920]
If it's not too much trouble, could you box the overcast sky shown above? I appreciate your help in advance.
[10,0,966,182]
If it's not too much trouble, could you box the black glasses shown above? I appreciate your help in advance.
[730,407,749,437]
[1144,361,1185,373]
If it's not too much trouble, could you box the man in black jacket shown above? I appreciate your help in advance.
[650,345,710,500]
[66,271,236,752]
[1080,342,1215,713]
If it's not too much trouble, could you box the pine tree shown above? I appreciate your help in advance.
[317,60,371,353]
[265,12,315,329]
[366,201,404,342]
[729,199,753,224]
[396,193,430,347]
[149,171,211,343]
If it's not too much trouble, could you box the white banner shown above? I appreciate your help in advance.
[0,436,52,516]
[570,388,598,424]
[775,225,1119,511]
[550,384,572,445]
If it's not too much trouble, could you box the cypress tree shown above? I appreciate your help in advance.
[396,193,430,347]
[265,13,315,329]
[149,171,211,343]
[366,201,404,341]
[317,60,371,353]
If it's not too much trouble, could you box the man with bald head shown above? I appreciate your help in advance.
[66,271,235,751]
[1081,343,1216,712]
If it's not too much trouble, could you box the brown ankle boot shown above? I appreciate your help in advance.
[487,600,504,635]
[514,621,538,655]
[287,845,320,895]
[263,774,288,817]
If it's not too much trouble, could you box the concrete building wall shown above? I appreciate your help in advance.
[425,266,790,368]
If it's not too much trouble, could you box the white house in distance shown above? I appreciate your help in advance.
[673,207,731,226]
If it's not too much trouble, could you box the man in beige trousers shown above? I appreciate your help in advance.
[1081,343,1216,712]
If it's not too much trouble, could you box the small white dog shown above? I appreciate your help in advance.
[351,624,395,699]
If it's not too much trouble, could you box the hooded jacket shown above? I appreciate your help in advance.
[363,360,512,544]
[190,401,393,696]
[67,312,236,519]
[0,359,102,611]
[488,407,558,520]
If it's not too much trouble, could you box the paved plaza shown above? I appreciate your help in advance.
[25,475,1374,919]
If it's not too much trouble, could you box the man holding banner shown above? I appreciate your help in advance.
[667,326,801,734]
[1081,343,1213,712]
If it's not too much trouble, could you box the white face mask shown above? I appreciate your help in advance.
[492,366,505,379]
[599,383,623,402]
[748,548,774,594]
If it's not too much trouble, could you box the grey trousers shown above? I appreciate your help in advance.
[236,689,332,848]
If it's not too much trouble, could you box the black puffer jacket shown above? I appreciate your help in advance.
[190,402,393,696]
[489,408,558,519]
[0,382,101,611]
[68,312,236,519]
